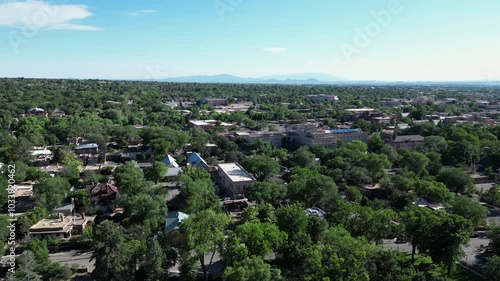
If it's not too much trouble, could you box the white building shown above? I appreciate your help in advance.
[216,163,256,199]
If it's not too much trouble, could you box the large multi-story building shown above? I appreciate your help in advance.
[197,98,229,106]
[386,135,425,151]
[291,128,369,149]
[234,131,286,148]
[216,163,256,199]
[306,95,339,102]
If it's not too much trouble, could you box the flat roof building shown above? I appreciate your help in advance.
[217,163,256,199]
[29,214,73,240]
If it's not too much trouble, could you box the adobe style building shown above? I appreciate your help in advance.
[290,128,369,149]
[29,214,73,240]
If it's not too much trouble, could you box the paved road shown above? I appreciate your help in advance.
[486,208,500,226]
[49,251,95,271]
[169,251,223,277]
[382,237,489,266]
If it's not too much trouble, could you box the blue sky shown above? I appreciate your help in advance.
[0,0,499,81]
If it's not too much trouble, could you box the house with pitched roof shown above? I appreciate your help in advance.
[91,183,120,212]
[161,154,180,168]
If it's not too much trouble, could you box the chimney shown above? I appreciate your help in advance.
[59,213,64,222]
[81,212,85,220]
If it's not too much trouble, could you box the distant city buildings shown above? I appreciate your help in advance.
[197,98,229,106]
[306,95,339,102]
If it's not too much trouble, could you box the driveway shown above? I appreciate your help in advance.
[49,250,95,271]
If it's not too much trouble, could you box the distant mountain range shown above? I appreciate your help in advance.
[144,73,500,86]
[150,73,347,84]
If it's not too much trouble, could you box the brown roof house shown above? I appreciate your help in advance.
[91,183,120,212]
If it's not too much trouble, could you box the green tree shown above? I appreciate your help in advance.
[401,207,440,264]
[113,162,147,196]
[25,239,63,280]
[35,177,71,212]
[241,155,280,181]
[275,204,309,239]
[419,135,448,153]
[415,180,453,204]
[150,138,171,160]
[91,221,133,281]
[287,168,339,212]
[288,147,317,169]
[437,167,474,195]
[427,213,472,274]
[246,182,287,204]
[481,184,500,207]
[448,196,488,226]
[144,237,166,281]
[122,193,167,235]
[222,256,279,281]
[345,186,363,203]
[145,161,168,184]
[343,205,395,244]
[235,222,286,257]
[180,210,231,281]
[220,232,249,268]
[398,150,430,176]
[368,133,384,153]
[177,176,219,214]
[70,189,91,211]
[12,251,42,281]
[489,226,500,255]
[320,226,371,281]
[485,255,500,281]
[366,250,416,281]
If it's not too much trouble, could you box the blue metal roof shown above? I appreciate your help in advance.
[328,128,359,133]
[165,212,189,233]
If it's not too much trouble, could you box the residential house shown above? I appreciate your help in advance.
[91,183,120,212]
[28,107,48,117]
[186,152,210,170]
[74,143,98,154]
[165,211,189,247]
[72,213,96,234]
[54,203,74,216]
[165,211,189,234]
[29,214,73,240]
[30,147,52,166]
[161,154,180,168]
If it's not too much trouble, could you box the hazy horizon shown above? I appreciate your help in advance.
[1,0,499,82]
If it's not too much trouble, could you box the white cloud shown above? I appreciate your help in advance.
[140,9,157,13]
[0,0,101,31]
[263,47,287,54]
[129,9,158,16]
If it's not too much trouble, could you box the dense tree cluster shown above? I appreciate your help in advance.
[0,78,499,280]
